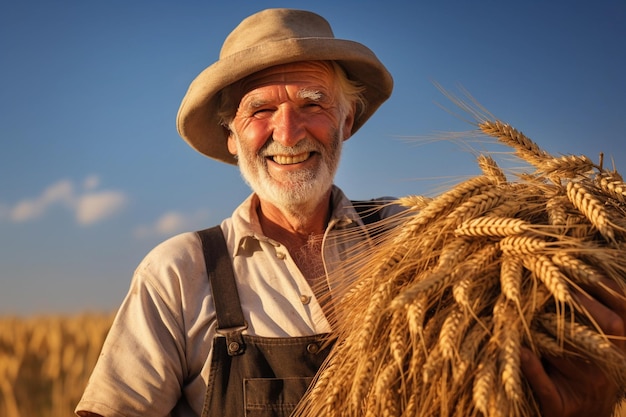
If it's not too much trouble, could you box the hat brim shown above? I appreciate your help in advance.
[176,37,393,165]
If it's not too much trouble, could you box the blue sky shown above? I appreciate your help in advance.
[1,0,624,315]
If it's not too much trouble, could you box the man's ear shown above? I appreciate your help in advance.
[227,132,238,155]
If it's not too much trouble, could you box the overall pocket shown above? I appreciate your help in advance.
[243,377,313,417]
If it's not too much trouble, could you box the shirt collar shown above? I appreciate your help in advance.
[229,185,361,255]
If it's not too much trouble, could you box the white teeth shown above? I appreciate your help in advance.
[273,152,311,165]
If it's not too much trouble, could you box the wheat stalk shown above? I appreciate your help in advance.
[567,181,616,241]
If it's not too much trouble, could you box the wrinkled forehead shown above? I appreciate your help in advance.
[236,61,336,97]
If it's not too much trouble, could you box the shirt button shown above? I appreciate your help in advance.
[300,294,311,305]
[276,252,286,260]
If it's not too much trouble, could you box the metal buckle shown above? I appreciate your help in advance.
[216,323,248,356]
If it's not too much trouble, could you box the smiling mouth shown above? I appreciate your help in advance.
[271,152,312,165]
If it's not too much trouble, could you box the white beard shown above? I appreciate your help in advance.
[233,129,343,217]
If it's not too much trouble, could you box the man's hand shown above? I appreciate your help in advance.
[521,276,626,417]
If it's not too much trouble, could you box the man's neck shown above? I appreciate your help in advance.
[257,194,331,245]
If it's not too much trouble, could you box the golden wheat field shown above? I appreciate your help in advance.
[2,308,625,417]
[0,312,114,417]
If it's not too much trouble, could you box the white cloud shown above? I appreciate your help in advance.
[10,180,74,222]
[133,209,210,239]
[10,200,42,222]
[82,175,100,191]
[75,191,127,225]
[155,212,187,234]
[3,176,128,226]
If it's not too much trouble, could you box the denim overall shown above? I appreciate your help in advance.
[197,227,333,417]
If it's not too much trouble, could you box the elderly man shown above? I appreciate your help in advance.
[76,8,625,417]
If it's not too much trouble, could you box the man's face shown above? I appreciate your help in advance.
[227,61,355,212]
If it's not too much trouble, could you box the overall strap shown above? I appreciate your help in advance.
[351,199,382,225]
[197,226,247,356]
[351,200,386,242]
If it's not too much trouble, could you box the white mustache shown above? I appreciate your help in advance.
[260,139,322,157]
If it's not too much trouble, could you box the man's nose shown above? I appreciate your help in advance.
[272,107,305,147]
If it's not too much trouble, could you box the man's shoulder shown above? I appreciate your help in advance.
[149,231,203,256]
[130,230,217,303]
[134,231,207,279]
[351,196,406,220]
[141,224,236,268]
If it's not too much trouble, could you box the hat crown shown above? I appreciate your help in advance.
[220,9,335,59]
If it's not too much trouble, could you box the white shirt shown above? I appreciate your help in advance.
[76,186,399,417]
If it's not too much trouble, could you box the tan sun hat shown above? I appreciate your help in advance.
[176,8,394,165]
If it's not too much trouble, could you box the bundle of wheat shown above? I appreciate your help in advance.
[293,117,626,417]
